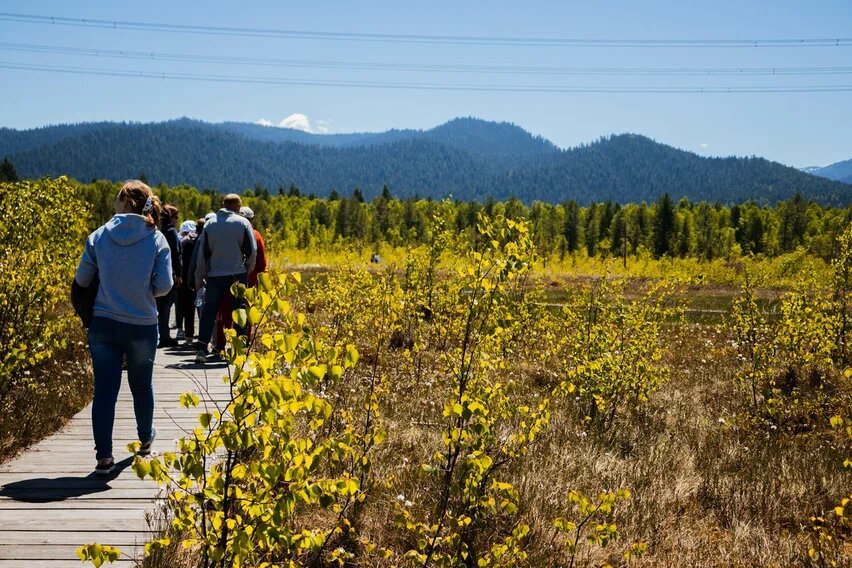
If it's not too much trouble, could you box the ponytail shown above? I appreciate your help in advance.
[118,180,162,227]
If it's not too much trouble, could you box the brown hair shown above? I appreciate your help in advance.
[118,180,161,226]
[160,205,179,229]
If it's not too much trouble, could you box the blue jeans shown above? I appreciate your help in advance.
[156,288,176,342]
[87,316,158,460]
[197,273,248,349]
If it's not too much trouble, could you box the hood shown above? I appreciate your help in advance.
[105,214,156,246]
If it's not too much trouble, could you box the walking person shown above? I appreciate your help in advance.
[74,180,173,475]
[156,205,182,347]
[193,194,256,364]
[174,219,196,339]
[241,206,268,288]
[178,219,196,242]
[177,218,204,343]
[213,205,268,349]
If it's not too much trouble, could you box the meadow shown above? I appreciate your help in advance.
[131,217,850,567]
[1,178,850,567]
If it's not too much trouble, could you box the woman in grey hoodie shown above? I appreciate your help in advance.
[74,180,174,475]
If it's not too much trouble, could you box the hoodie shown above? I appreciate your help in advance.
[75,214,174,326]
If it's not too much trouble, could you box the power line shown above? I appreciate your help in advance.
[2,61,851,93]
[1,12,850,48]
[2,41,852,76]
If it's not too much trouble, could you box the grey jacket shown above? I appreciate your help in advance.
[194,208,257,288]
[75,214,174,326]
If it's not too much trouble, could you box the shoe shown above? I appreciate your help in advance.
[138,428,157,456]
[194,348,207,365]
[95,457,115,476]
[207,351,224,363]
[158,338,179,348]
[176,329,186,341]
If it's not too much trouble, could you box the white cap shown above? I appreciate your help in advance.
[239,206,255,220]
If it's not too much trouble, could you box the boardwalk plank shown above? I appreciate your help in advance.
[0,347,229,563]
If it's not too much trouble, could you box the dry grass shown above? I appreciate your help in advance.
[0,321,92,464]
[133,281,852,567]
[341,318,851,567]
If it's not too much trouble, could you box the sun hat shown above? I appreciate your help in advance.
[179,220,197,234]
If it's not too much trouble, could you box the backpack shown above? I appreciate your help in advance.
[71,273,99,328]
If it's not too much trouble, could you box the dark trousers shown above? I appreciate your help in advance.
[177,286,197,338]
[197,274,247,349]
[156,289,176,342]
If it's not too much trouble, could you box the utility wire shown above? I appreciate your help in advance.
[0,12,850,47]
[2,41,851,76]
[2,61,851,92]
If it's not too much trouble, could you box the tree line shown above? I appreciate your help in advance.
[74,179,852,261]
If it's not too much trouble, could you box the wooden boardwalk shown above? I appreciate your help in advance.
[0,343,232,567]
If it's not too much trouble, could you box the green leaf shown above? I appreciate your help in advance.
[233,309,248,329]
[179,392,200,408]
[132,458,151,479]
[257,272,272,292]
[344,345,359,368]
[248,306,263,325]
[308,365,327,382]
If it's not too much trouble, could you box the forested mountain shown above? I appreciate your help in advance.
[0,122,115,157]
[498,134,852,204]
[220,116,557,163]
[806,158,852,184]
[2,117,850,205]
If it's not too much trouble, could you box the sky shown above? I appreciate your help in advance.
[0,1,850,168]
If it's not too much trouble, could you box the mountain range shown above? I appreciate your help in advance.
[802,159,852,185]
[1,117,850,205]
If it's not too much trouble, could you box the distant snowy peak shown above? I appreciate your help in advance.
[805,158,852,182]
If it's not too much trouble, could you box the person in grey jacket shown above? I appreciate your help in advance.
[193,194,256,363]
[74,180,173,475]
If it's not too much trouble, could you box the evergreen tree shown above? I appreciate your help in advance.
[779,192,808,251]
[675,210,695,258]
[563,200,580,253]
[652,193,676,258]
[584,203,600,257]
[695,202,716,260]
[746,211,766,254]
[288,184,301,197]
[0,158,18,183]
[630,203,651,253]
[610,210,627,257]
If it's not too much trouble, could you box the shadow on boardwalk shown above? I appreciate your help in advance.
[0,456,134,502]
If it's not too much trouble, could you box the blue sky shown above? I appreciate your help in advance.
[0,1,850,167]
